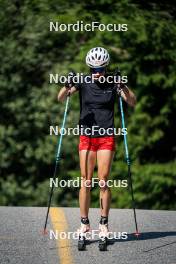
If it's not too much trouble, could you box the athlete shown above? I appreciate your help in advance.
[58,47,136,241]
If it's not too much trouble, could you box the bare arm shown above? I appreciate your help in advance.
[58,86,78,102]
[120,85,136,107]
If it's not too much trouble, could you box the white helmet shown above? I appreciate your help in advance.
[86,47,110,68]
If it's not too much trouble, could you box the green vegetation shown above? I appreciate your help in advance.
[0,0,176,209]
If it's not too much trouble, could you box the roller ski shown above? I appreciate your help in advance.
[98,216,109,251]
[99,236,108,251]
[77,217,90,251]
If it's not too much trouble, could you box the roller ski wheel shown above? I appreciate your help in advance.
[98,223,109,251]
[77,223,90,251]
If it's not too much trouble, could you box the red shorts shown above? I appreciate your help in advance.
[79,136,115,152]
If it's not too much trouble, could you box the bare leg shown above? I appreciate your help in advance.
[97,150,114,217]
[79,150,96,217]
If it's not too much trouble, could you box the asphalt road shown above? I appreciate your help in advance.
[0,207,176,264]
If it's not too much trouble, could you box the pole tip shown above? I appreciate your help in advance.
[134,231,141,237]
[42,229,48,235]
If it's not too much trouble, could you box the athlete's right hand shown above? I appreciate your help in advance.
[65,71,76,89]
[116,83,127,96]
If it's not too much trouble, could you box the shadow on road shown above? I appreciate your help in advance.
[128,231,176,241]
[109,231,176,243]
[86,231,176,246]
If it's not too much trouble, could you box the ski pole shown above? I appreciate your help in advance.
[114,68,140,236]
[119,94,140,236]
[43,91,71,234]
